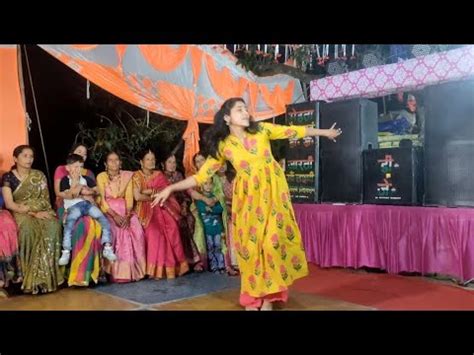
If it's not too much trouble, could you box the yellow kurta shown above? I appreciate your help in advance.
[194,122,309,298]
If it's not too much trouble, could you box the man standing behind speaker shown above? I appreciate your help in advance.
[380,93,424,137]
[395,94,422,134]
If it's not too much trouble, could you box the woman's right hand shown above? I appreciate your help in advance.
[71,184,83,198]
[110,211,125,228]
[204,197,217,207]
[114,215,126,228]
[34,211,53,220]
[151,186,172,208]
[17,204,30,213]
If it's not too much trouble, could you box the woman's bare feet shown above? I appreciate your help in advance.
[260,300,273,311]
[245,306,259,311]
[226,267,239,276]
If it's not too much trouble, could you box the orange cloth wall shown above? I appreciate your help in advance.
[0,45,27,174]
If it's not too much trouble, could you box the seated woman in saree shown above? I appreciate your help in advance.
[0,191,22,298]
[133,148,189,280]
[96,151,146,283]
[2,145,63,294]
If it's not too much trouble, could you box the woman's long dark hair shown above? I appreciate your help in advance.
[192,152,204,168]
[69,143,88,155]
[105,151,120,161]
[138,147,155,162]
[225,162,236,182]
[103,151,121,168]
[202,97,259,159]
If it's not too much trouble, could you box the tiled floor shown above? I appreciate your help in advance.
[0,286,372,311]
[152,289,372,311]
[0,267,469,311]
[0,287,140,310]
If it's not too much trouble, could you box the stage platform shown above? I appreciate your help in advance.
[294,203,474,283]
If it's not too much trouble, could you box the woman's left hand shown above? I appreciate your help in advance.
[123,212,132,227]
[151,186,172,208]
[325,122,342,142]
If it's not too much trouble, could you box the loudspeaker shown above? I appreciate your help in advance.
[424,80,474,207]
[285,101,320,203]
[320,98,378,203]
[363,147,423,205]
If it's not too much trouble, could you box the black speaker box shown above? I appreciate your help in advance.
[320,98,379,203]
[363,147,423,205]
[424,80,474,207]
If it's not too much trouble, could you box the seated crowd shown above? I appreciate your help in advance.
[0,144,238,297]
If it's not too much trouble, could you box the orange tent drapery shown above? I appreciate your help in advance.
[0,45,27,174]
[139,45,188,73]
[205,55,248,100]
[38,45,304,175]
